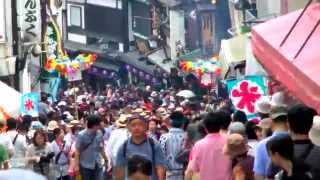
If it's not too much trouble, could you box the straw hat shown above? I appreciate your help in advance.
[67,120,81,128]
[223,133,248,158]
[47,120,59,131]
[116,114,129,128]
[134,108,144,113]
[310,116,320,146]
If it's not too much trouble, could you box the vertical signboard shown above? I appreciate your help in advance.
[17,0,41,42]
[0,1,5,42]
[17,0,42,93]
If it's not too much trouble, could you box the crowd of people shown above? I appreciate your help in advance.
[0,83,320,180]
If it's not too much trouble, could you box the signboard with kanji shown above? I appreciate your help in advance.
[227,76,267,119]
[17,0,41,42]
[20,92,39,117]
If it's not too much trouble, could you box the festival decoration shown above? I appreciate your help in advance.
[44,19,97,77]
[44,53,97,76]
[180,58,222,87]
[179,58,222,77]
[20,93,40,117]
[226,76,268,119]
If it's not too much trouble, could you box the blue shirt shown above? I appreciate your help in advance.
[253,131,288,176]
[159,128,185,171]
[103,127,112,141]
[76,129,104,170]
[115,137,166,180]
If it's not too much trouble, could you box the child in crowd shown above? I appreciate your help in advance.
[128,155,152,180]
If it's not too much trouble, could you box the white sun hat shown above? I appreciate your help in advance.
[310,116,320,146]
[255,96,271,114]
[271,91,287,107]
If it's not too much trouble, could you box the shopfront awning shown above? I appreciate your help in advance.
[0,81,21,119]
[252,3,320,112]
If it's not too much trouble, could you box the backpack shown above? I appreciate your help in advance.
[123,137,155,166]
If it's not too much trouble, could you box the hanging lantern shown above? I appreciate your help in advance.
[92,67,98,73]
[145,74,150,80]
[152,77,157,84]
[132,68,137,74]
[126,64,131,71]
[139,71,144,77]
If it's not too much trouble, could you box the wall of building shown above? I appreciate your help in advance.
[257,0,310,19]
[169,9,185,61]
[0,0,16,85]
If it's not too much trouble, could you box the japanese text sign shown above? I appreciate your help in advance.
[20,92,39,117]
[227,76,267,118]
[17,0,41,42]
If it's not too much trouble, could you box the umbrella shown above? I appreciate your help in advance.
[176,90,196,98]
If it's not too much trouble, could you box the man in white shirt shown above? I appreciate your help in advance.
[107,115,130,165]
[9,120,29,168]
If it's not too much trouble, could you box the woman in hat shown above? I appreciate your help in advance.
[26,129,55,178]
[48,121,59,143]
[224,133,254,180]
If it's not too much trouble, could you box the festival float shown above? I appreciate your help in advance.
[44,18,97,78]
[179,57,222,87]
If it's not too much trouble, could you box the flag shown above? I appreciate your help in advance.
[227,76,267,119]
[20,93,39,117]
[49,78,60,102]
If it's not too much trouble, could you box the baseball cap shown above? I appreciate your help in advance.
[270,106,287,120]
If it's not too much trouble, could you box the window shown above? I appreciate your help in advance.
[70,6,81,27]
[67,4,84,28]
[87,0,122,9]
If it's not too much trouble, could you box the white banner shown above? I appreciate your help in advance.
[17,0,41,42]
[0,1,5,42]
[68,70,82,82]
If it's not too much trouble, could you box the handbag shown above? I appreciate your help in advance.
[175,148,191,166]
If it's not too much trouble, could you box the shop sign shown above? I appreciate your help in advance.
[17,0,41,42]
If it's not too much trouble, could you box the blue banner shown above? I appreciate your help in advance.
[20,93,39,117]
[227,76,267,119]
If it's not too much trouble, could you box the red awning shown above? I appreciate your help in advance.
[252,3,320,112]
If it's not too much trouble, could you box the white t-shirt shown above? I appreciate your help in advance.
[8,131,28,168]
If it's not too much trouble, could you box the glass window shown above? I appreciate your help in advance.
[70,5,82,27]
